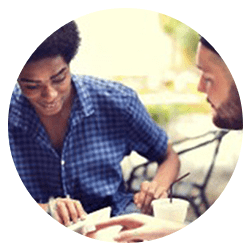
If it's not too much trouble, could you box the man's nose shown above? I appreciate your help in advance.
[197,77,206,93]
[41,84,57,100]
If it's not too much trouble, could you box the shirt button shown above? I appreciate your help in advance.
[61,160,65,166]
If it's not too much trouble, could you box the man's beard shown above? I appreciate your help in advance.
[210,83,243,130]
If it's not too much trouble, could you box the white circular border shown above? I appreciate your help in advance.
[1,0,251,250]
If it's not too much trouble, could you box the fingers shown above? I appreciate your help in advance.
[94,215,144,232]
[52,197,87,226]
[87,214,158,242]
[52,208,64,225]
[57,200,72,226]
[74,200,87,220]
[135,181,167,215]
[133,193,140,208]
[155,186,168,199]
[134,181,151,212]
[114,228,146,242]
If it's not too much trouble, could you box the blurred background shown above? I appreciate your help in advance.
[70,9,242,221]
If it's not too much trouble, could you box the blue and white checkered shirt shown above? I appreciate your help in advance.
[8,75,168,216]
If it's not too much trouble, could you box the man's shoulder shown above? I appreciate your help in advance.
[10,84,22,102]
[73,75,137,98]
[9,85,36,128]
[9,85,27,113]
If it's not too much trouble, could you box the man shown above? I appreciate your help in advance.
[8,21,180,226]
[88,36,243,242]
[196,36,242,130]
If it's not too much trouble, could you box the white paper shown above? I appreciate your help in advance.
[68,206,111,233]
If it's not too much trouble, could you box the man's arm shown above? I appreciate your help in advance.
[134,143,180,214]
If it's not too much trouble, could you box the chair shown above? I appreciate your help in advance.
[125,130,229,218]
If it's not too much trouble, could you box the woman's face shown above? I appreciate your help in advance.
[18,56,73,118]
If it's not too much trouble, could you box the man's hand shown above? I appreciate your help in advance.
[134,144,180,215]
[134,180,167,215]
[86,214,185,242]
[40,197,87,226]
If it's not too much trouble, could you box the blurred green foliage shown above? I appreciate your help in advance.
[159,14,200,67]
[147,103,210,126]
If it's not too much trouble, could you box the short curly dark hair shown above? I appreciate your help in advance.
[27,21,81,64]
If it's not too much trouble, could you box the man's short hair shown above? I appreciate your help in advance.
[200,36,220,56]
[27,21,81,64]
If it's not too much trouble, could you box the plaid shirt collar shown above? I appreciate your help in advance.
[9,74,95,132]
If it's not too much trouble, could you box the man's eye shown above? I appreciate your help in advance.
[25,85,38,90]
[204,78,212,85]
[53,79,64,83]
[52,75,66,84]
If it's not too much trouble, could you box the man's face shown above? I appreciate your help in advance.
[196,42,243,130]
[18,56,73,118]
